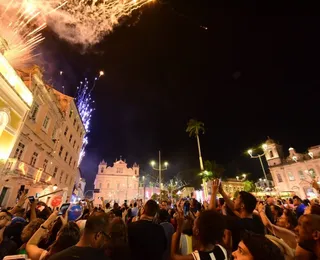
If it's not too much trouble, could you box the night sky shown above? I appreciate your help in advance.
[39,1,320,190]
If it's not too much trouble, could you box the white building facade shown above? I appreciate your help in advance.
[266,139,320,199]
[93,159,140,205]
[0,66,85,207]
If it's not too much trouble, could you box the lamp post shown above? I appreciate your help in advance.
[248,144,268,180]
[150,150,168,201]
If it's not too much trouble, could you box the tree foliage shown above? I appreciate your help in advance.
[186,119,205,137]
[243,180,255,192]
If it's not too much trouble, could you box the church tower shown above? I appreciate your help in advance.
[265,138,283,166]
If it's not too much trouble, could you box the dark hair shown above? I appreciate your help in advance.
[310,204,320,215]
[85,212,109,234]
[106,203,110,208]
[133,202,137,207]
[45,222,80,258]
[293,196,301,202]
[143,200,159,217]
[218,198,225,206]
[197,210,225,246]
[158,209,169,222]
[302,199,310,206]
[239,191,257,213]
[271,205,283,218]
[242,232,284,260]
[283,209,298,228]
[1,210,13,219]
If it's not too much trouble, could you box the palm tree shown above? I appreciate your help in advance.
[186,119,205,170]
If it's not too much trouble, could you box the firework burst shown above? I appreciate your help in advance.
[75,72,103,165]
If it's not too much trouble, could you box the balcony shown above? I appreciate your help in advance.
[2,158,55,186]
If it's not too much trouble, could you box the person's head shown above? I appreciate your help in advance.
[21,218,45,243]
[0,210,13,229]
[14,207,25,218]
[106,203,110,209]
[270,205,283,219]
[266,196,274,206]
[161,200,168,210]
[142,200,159,217]
[276,208,297,230]
[232,232,284,260]
[83,212,110,248]
[49,222,80,254]
[218,198,225,207]
[158,209,169,223]
[113,203,119,210]
[192,210,225,247]
[304,204,320,215]
[133,202,137,208]
[293,196,302,206]
[234,191,257,214]
[108,217,127,243]
[295,214,320,253]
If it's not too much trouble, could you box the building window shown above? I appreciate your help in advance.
[73,119,76,126]
[60,171,64,183]
[59,146,64,156]
[99,183,102,189]
[30,152,38,167]
[116,168,123,173]
[80,132,83,138]
[69,110,73,118]
[288,172,295,181]
[298,170,305,180]
[43,159,48,172]
[101,167,104,173]
[14,142,25,160]
[309,168,316,178]
[77,145,79,152]
[134,169,137,175]
[64,126,69,136]
[52,126,57,142]
[53,167,58,178]
[107,183,110,189]
[269,150,274,158]
[117,183,120,189]
[69,134,73,143]
[64,152,69,162]
[69,156,72,166]
[69,177,73,186]
[73,161,76,169]
[30,103,39,120]
[65,174,69,183]
[77,125,80,132]
[42,115,50,130]
[73,140,76,148]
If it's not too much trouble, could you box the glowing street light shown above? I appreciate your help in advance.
[150,151,168,200]
[247,144,268,180]
[53,184,57,191]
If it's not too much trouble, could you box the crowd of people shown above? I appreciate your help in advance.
[0,179,320,260]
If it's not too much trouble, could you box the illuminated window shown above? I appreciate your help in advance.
[30,103,39,120]
[288,172,295,181]
[14,142,25,160]
[298,170,305,180]
[30,152,38,167]
[0,109,10,137]
[42,116,50,130]
[276,173,283,182]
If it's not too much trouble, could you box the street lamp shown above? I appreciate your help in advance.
[53,184,57,191]
[248,144,268,180]
[150,150,168,200]
[236,173,246,181]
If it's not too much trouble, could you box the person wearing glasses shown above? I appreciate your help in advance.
[0,210,17,260]
[47,212,111,260]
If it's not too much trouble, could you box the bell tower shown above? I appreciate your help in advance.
[265,138,283,166]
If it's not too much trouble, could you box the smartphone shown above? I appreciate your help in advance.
[58,203,70,216]
[28,196,35,203]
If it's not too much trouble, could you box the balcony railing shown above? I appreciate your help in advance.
[2,158,54,186]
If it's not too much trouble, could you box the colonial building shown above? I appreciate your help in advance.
[0,51,33,173]
[265,138,320,199]
[0,66,85,207]
[93,159,140,205]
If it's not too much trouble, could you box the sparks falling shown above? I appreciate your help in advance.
[0,0,67,67]
[75,72,103,165]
